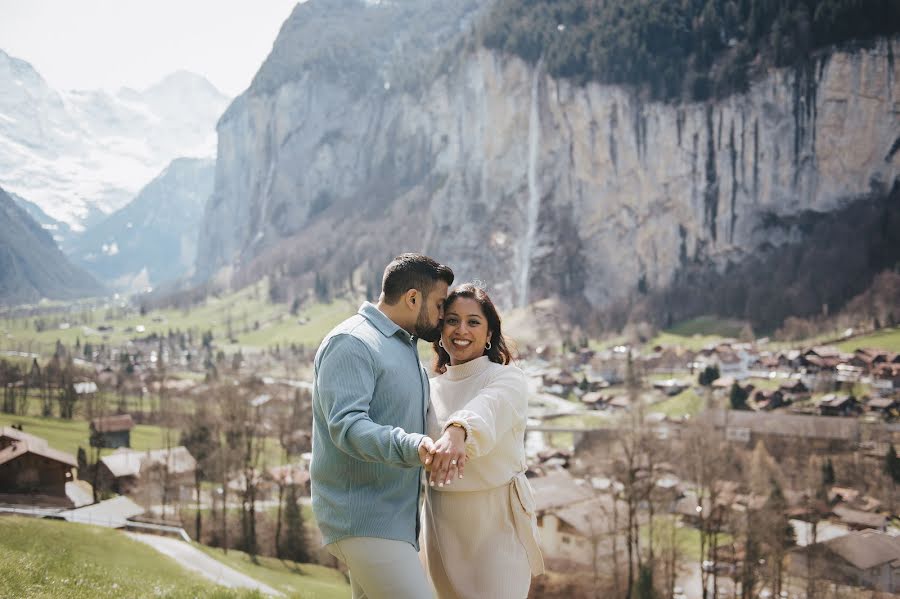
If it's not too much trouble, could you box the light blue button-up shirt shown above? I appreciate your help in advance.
[311,302,430,548]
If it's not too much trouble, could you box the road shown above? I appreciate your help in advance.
[126,532,283,596]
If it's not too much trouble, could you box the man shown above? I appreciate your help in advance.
[311,253,454,599]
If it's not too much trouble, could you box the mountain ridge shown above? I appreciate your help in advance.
[70,157,216,292]
[0,186,105,305]
[0,49,229,228]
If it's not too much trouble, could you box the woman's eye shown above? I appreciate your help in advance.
[468,320,480,327]
[446,318,458,325]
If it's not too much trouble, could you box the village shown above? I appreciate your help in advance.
[1,316,899,598]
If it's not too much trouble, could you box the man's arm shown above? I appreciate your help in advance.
[317,333,424,467]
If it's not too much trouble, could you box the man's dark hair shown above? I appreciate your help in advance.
[381,253,454,305]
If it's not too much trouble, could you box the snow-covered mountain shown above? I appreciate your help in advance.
[70,157,215,292]
[8,190,74,248]
[0,50,229,229]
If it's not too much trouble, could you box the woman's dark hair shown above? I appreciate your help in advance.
[432,283,514,374]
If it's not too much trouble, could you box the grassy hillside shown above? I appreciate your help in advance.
[195,545,349,599]
[0,413,288,468]
[649,388,705,418]
[0,282,358,357]
[836,327,900,353]
[0,516,259,598]
[0,414,176,460]
[649,316,748,350]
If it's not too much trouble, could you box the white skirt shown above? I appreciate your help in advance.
[423,475,543,599]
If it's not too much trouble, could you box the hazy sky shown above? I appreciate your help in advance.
[0,0,301,96]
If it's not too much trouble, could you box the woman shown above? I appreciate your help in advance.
[422,283,544,599]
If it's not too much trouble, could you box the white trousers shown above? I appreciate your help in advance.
[327,536,434,599]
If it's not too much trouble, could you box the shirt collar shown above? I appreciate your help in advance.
[358,302,415,343]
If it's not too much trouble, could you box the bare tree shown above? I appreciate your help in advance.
[658,515,683,599]
[218,379,265,557]
[682,422,728,599]
[611,347,668,599]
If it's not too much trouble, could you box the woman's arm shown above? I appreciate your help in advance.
[428,366,528,483]
[445,366,528,457]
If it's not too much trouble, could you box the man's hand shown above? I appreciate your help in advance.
[429,426,467,487]
[418,436,435,469]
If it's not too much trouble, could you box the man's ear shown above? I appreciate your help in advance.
[404,289,418,310]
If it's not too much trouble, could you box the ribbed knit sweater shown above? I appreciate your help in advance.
[311,302,429,548]
[427,356,529,492]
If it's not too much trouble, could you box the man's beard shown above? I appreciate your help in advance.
[414,306,441,342]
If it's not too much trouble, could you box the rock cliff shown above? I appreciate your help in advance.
[196,0,899,327]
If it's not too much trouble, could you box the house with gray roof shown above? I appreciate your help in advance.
[792,530,900,592]
[698,409,862,452]
[97,446,196,506]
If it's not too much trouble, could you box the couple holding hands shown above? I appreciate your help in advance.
[311,253,544,599]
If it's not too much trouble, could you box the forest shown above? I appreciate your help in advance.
[480,0,900,101]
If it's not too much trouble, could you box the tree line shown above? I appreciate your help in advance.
[479,0,900,102]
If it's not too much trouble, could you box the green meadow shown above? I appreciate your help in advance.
[0,516,260,599]
[1,282,359,356]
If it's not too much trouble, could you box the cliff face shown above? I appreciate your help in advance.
[196,0,899,324]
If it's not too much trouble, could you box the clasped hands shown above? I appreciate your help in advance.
[418,426,467,487]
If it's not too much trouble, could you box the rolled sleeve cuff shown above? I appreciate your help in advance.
[403,432,427,465]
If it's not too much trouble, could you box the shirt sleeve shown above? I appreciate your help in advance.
[316,333,424,467]
[444,366,528,459]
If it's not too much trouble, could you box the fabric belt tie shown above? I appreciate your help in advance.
[509,471,545,576]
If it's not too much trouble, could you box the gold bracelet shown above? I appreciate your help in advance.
[447,422,467,440]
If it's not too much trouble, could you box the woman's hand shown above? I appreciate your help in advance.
[429,426,467,487]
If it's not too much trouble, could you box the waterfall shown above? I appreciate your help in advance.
[519,59,543,308]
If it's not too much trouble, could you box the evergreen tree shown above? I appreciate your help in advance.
[77,446,88,474]
[181,411,218,539]
[480,0,900,102]
[822,458,836,487]
[698,364,720,386]
[886,445,900,485]
[280,483,310,563]
[729,381,749,410]
[580,373,590,392]
[632,564,657,599]
[314,272,331,303]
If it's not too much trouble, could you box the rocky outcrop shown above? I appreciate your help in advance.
[196,0,899,325]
